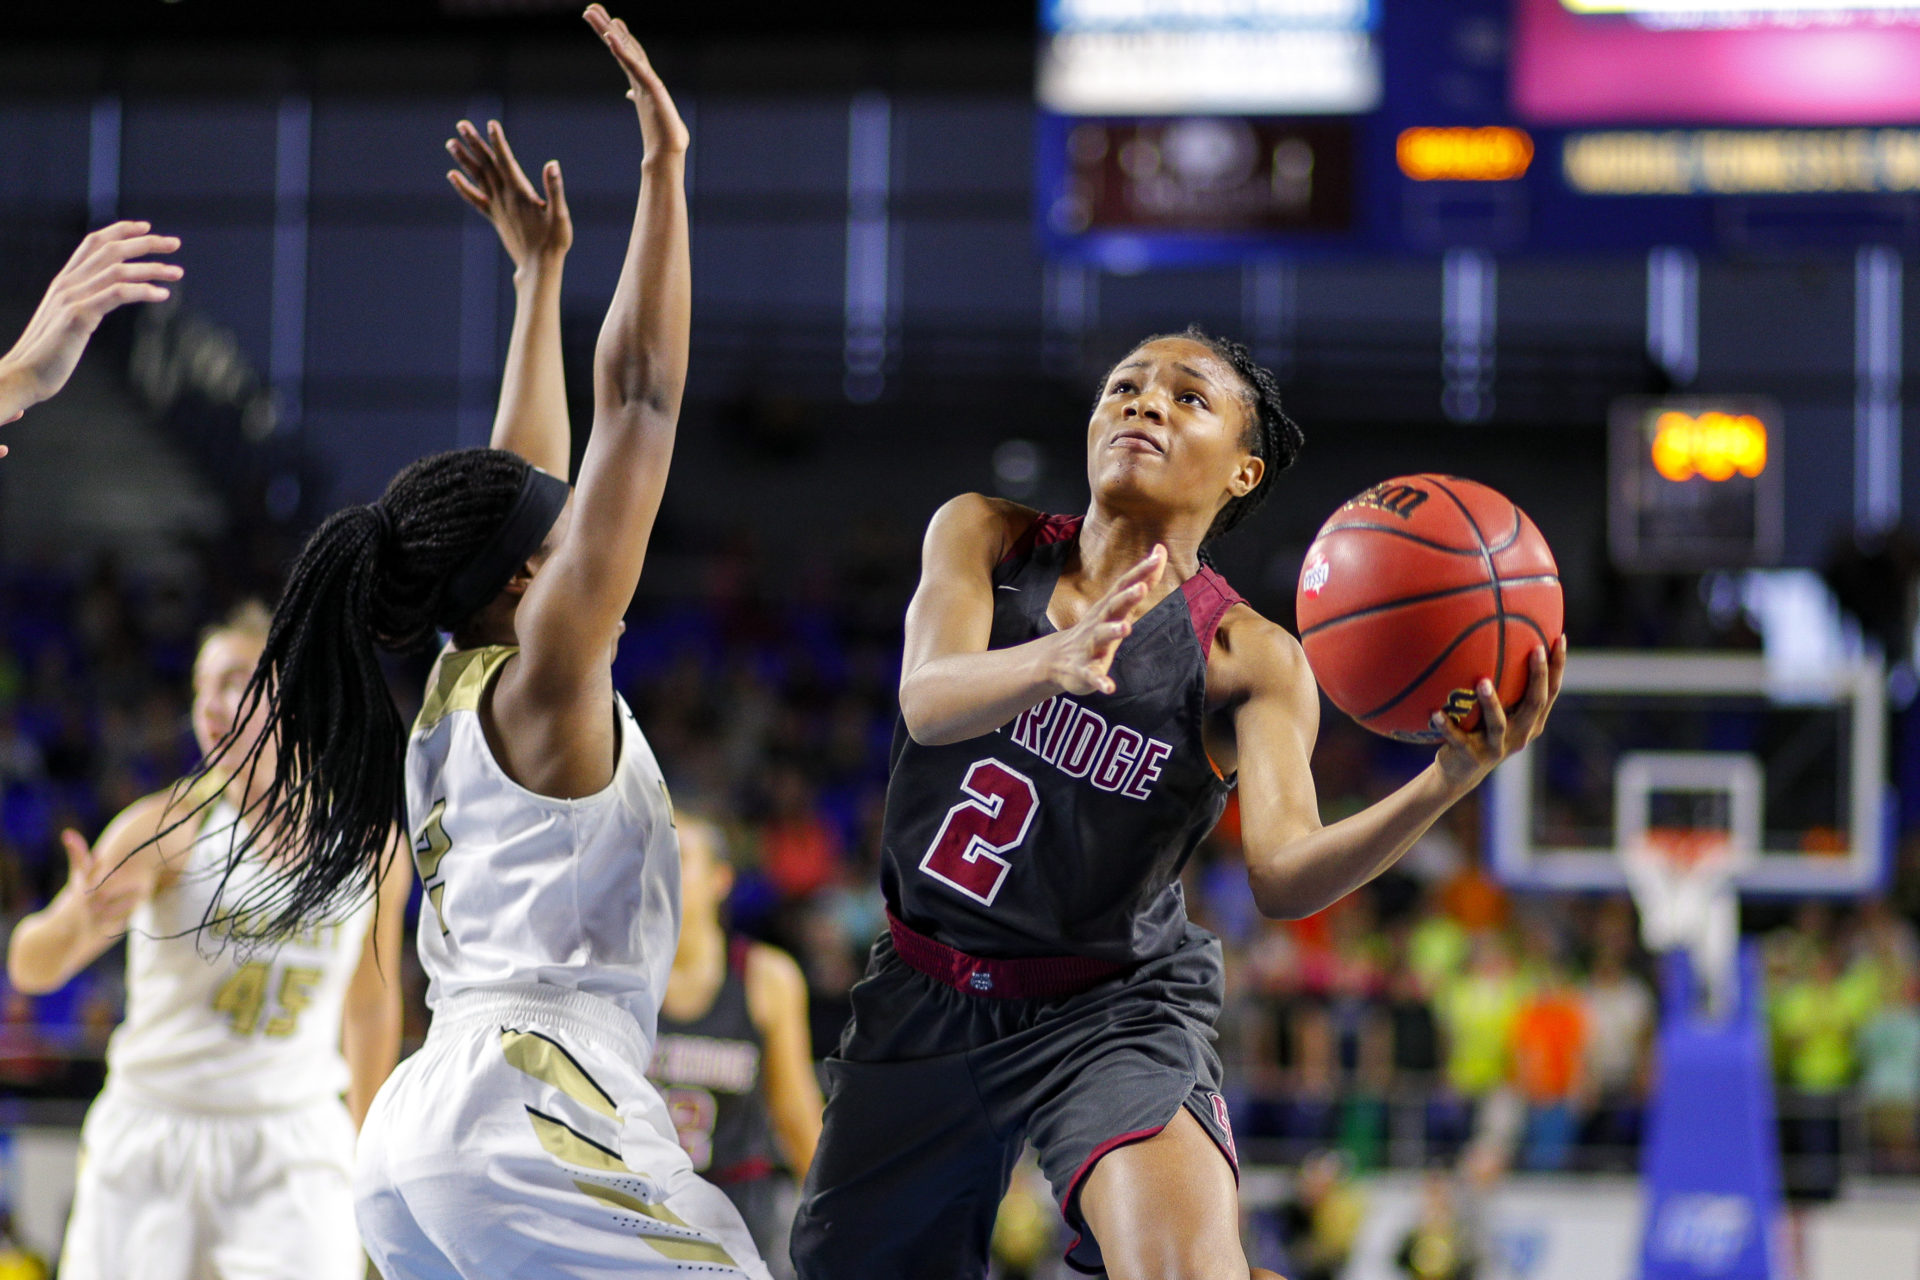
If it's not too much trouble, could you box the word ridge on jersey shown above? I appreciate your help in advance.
[1002,693,1173,801]
[651,1033,761,1094]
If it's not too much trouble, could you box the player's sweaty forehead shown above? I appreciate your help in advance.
[1108,337,1238,398]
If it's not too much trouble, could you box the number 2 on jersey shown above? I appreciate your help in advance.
[918,758,1039,906]
[414,799,452,936]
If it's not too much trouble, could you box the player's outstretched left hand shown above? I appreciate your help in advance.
[584,4,690,161]
[0,221,183,439]
[1433,633,1567,792]
[447,119,573,272]
[57,827,145,937]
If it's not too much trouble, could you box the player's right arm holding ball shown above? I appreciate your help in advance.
[1208,616,1566,920]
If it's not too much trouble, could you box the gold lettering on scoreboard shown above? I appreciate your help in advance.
[1564,129,1920,196]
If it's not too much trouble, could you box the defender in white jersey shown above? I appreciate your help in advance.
[6,604,409,1280]
[180,11,766,1277]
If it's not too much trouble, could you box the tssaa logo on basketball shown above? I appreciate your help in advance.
[1650,1193,1753,1275]
[1299,553,1330,597]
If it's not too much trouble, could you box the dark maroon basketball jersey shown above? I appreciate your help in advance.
[649,938,777,1186]
[879,514,1243,965]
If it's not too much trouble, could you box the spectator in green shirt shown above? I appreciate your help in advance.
[1437,932,1527,1099]
[1772,947,1875,1094]
[1858,973,1920,1175]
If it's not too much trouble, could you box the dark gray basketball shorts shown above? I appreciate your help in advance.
[790,924,1238,1278]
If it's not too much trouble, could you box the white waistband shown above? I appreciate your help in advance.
[103,1079,348,1119]
[428,983,649,1064]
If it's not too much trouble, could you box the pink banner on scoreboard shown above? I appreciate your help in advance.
[1512,0,1920,126]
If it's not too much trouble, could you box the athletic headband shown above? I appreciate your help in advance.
[435,465,571,630]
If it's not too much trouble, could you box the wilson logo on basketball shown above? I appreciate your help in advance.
[1443,688,1478,721]
[1347,482,1429,520]
[1300,554,1330,597]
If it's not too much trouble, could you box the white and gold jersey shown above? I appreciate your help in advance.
[404,645,681,1043]
[107,799,373,1113]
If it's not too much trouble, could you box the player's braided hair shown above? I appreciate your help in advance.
[1137,325,1304,547]
[170,447,535,946]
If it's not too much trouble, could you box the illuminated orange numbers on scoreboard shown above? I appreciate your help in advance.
[1396,127,1534,182]
[1649,410,1769,483]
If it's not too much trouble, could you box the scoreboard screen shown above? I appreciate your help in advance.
[1039,0,1380,117]
[1037,0,1375,262]
[1514,0,1920,125]
[1048,118,1355,237]
[1037,0,1920,263]
[1608,397,1784,571]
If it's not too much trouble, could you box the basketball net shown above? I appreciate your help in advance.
[1623,827,1742,1020]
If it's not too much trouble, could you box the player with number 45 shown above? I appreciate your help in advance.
[6,602,411,1280]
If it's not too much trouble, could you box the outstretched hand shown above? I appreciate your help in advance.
[57,828,145,937]
[1049,545,1167,697]
[1433,634,1568,793]
[584,4,690,159]
[447,119,572,272]
[0,221,182,439]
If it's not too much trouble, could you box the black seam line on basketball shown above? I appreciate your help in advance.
[1317,522,1496,555]
[524,1106,624,1162]
[1298,576,1561,640]
[1487,505,1523,554]
[1357,614,1501,723]
[517,1027,618,1113]
[1509,613,1551,645]
[1427,476,1505,703]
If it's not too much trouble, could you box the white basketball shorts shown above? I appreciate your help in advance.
[59,1086,362,1280]
[356,983,770,1279]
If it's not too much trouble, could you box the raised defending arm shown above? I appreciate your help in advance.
[514,5,690,688]
[0,222,181,444]
[447,117,575,480]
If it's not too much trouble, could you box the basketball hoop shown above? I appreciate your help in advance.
[1616,755,1759,1020]
[1638,825,1734,870]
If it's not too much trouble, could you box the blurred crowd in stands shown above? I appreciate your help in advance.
[2,534,1919,1217]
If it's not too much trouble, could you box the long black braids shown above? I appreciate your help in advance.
[1108,324,1305,560]
[171,447,536,946]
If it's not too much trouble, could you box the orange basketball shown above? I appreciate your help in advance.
[1294,475,1563,743]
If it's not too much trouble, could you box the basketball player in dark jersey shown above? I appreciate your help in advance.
[651,814,823,1266]
[791,328,1566,1279]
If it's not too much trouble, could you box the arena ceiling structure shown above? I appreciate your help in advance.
[0,0,1039,40]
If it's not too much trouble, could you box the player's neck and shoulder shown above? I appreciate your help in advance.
[662,923,727,1022]
[98,776,229,898]
[424,629,624,803]
[928,492,1306,670]
[741,938,808,1037]
[927,492,1179,594]
[662,925,802,1034]
[1209,601,1310,708]
[923,492,1048,573]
